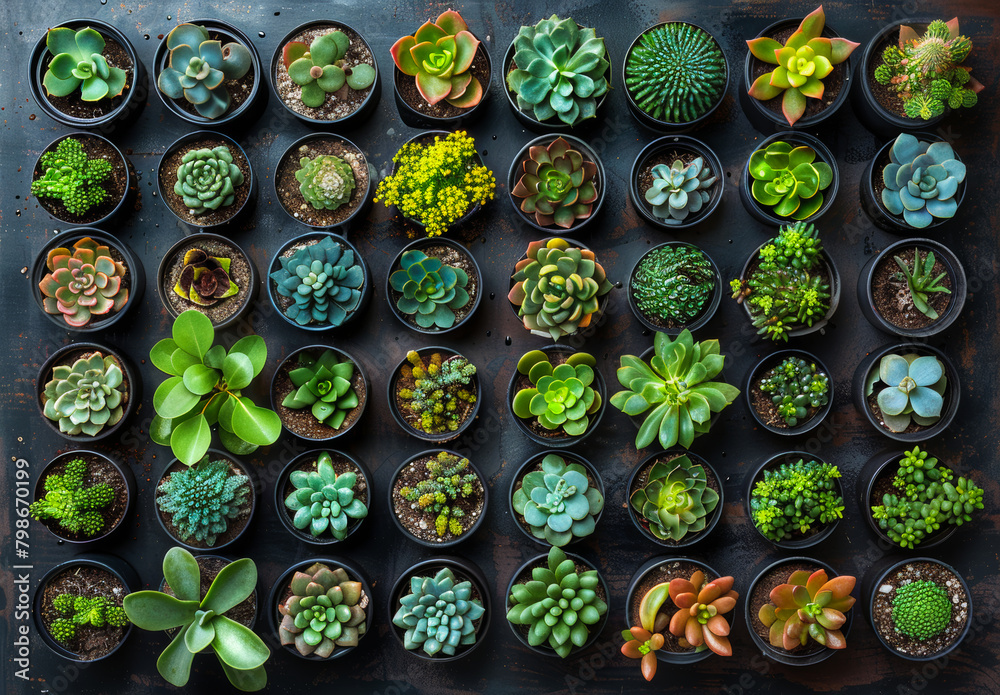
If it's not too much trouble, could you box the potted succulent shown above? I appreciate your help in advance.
[389,10,490,128]
[859,446,984,550]
[507,135,605,233]
[623,22,728,132]
[273,132,376,231]
[627,451,723,547]
[628,242,722,334]
[508,237,614,341]
[505,15,611,131]
[509,451,605,547]
[746,454,844,548]
[730,221,840,342]
[157,131,255,230]
[629,136,723,230]
[28,19,146,132]
[387,347,480,442]
[267,232,370,331]
[852,343,959,441]
[153,20,264,127]
[386,238,482,334]
[743,6,859,132]
[124,547,269,690]
[32,232,143,332]
[389,557,490,661]
[275,450,370,545]
[270,559,372,660]
[621,558,736,675]
[506,546,609,658]
[388,450,487,548]
[740,132,839,225]
[33,555,136,662]
[156,234,257,331]
[375,130,495,238]
[270,21,379,127]
[30,450,134,545]
[746,557,856,665]
[270,345,369,441]
[744,350,833,435]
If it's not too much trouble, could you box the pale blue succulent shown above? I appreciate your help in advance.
[869,353,947,433]
[644,157,717,225]
[392,567,485,657]
[881,133,966,229]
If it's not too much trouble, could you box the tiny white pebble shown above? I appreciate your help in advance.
[879,584,893,594]
[387,128,395,136]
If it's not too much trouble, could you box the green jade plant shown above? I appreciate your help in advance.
[390,249,471,330]
[31,138,113,216]
[173,248,239,307]
[280,349,359,429]
[512,453,604,546]
[174,145,245,216]
[398,451,478,538]
[880,133,966,229]
[632,246,714,325]
[284,452,368,540]
[758,568,856,651]
[42,351,125,437]
[42,26,127,102]
[284,31,376,107]
[867,354,946,432]
[38,236,128,328]
[893,248,951,320]
[645,158,717,225]
[631,455,719,542]
[295,155,355,211]
[749,459,844,542]
[892,580,951,640]
[278,563,367,657]
[748,142,833,219]
[269,236,364,327]
[511,136,598,229]
[758,356,830,426]
[393,567,485,657]
[397,351,478,435]
[30,457,114,537]
[512,350,602,438]
[156,456,250,547]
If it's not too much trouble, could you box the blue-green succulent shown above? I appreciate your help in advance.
[880,134,966,229]
[270,236,365,327]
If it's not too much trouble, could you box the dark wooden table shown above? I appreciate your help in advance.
[3,1,999,693]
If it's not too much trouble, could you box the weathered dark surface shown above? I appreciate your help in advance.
[2,1,999,693]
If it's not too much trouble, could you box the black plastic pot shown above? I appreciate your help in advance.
[851,342,960,443]
[268,557,374,661]
[157,554,259,630]
[859,133,967,234]
[153,449,259,553]
[386,238,483,335]
[507,344,608,449]
[36,341,139,443]
[740,16,855,134]
[507,134,606,235]
[743,349,835,436]
[629,136,725,230]
[739,131,839,226]
[627,241,723,335]
[386,347,481,443]
[269,20,381,129]
[393,41,491,130]
[153,18,266,129]
[33,554,138,662]
[270,344,370,441]
[744,556,854,666]
[266,231,371,332]
[388,556,491,661]
[622,23,728,133]
[745,451,843,549]
[388,449,488,548]
[31,229,145,334]
[29,18,147,133]
[627,450,723,548]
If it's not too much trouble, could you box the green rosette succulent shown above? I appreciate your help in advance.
[748,142,833,219]
[644,157,717,225]
[631,455,719,542]
[512,351,602,437]
[284,452,367,540]
[295,155,356,212]
[42,351,125,436]
[278,563,367,658]
[42,26,128,102]
[29,457,114,537]
[280,349,359,429]
[392,567,486,657]
[390,249,471,329]
[511,137,599,229]
[867,354,947,433]
[283,31,376,108]
[269,236,365,327]
[893,248,951,319]
[31,138,113,216]
[38,236,129,328]
[880,134,966,229]
[512,454,604,546]
[174,145,245,216]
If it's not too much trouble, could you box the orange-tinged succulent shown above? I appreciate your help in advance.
[757,568,856,651]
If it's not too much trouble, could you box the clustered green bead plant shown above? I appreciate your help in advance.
[389,248,472,330]
[283,452,368,541]
[41,350,126,437]
[632,245,715,328]
[31,138,113,217]
[891,248,952,320]
[30,457,115,538]
[644,157,718,225]
[511,136,599,229]
[393,566,486,657]
[38,236,129,328]
[269,236,365,328]
[512,351,602,439]
[512,453,604,547]
[42,26,128,102]
[757,568,856,651]
[749,459,844,543]
[156,455,251,548]
[891,580,951,641]
[757,356,830,427]
[46,593,129,649]
[631,454,720,543]
[295,154,356,211]
[395,350,478,436]
[279,349,360,431]
[879,134,966,229]
[865,353,947,433]
[278,562,368,658]
[748,141,834,219]
[283,30,376,108]
[174,145,246,217]
[396,451,482,539]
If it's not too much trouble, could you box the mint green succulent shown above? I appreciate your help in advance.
[284,452,367,540]
[295,155,356,211]
[42,26,128,102]
[392,567,486,657]
[512,454,604,546]
[41,351,125,437]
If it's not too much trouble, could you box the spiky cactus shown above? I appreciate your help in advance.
[29,457,114,537]
[49,594,128,646]
[155,456,250,546]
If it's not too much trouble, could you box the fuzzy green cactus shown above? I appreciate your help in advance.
[30,457,114,537]
[156,456,250,546]
[284,31,376,107]
[41,351,125,436]
[42,27,128,102]
[31,138,113,216]
[49,594,128,647]
[644,158,717,225]
[269,236,365,327]
[278,562,367,658]
[393,567,485,657]
[389,249,471,329]
[174,145,245,216]
[295,155,356,211]
[512,454,604,546]
[38,236,129,328]
[892,580,951,640]
[284,452,367,540]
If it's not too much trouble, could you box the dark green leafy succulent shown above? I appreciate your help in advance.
[758,357,830,427]
[390,249,471,329]
[393,567,485,657]
[278,562,367,658]
[750,459,843,542]
[748,142,833,219]
[269,236,365,327]
[30,457,114,537]
[512,454,604,546]
[284,452,367,540]
[632,245,715,325]
[512,351,602,437]
[631,455,719,542]
[892,248,951,319]
[280,349,359,429]
[42,26,127,102]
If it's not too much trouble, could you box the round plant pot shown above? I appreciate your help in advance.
[270,344,369,441]
[863,556,972,661]
[859,133,967,234]
[507,134,606,235]
[29,18,147,133]
[743,349,835,436]
[857,238,966,338]
[507,344,608,449]
[31,132,138,228]
[156,232,258,331]
[266,231,371,332]
[629,136,725,230]
[32,449,135,545]
[388,449,488,548]
[33,554,138,662]
[744,556,854,666]
[388,556,491,662]
[31,229,145,333]
[153,18,265,128]
[153,450,259,553]
[268,557,374,661]
[508,450,605,548]
[273,132,376,232]
[627,241,723,335]
[35,341,139,443]
[386,347,481,443]
[393,39,491,130]
[156,130,257,231]
[851,342,960,442]
[739,131,840,226]
[159,554,259,631]
[627,450,724,548]
[269,20,381,129]
[386,237,483,335]
[745,451,843,549]
[740,16,855,134]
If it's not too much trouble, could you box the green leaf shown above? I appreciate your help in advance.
[151,339,182,375]
[183,364,220,395]
[150,414,175,446]
[219,428,260,457]
[229,336,266,377]
[211,616,271,670]
[185,617,216,653]
[170,415,212,467]
[202,559,257,615]
[232,398,281,446]
[123,591,198,630]
[163,547,201,602]
[223,352,254,390]
[204,345,227,370]
[156,625,196,687]
[219,660,267,692]
[154,377,200,419]
[172,310,215,361]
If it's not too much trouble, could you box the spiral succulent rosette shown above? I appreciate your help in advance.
[38,237,129,328]
[879,134,966,229]
[511,136,599,230]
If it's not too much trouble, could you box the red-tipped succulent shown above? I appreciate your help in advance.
[511,136,599,229]
[38,237,128,328]
[757,568,856,651]
[390,10,483,108]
